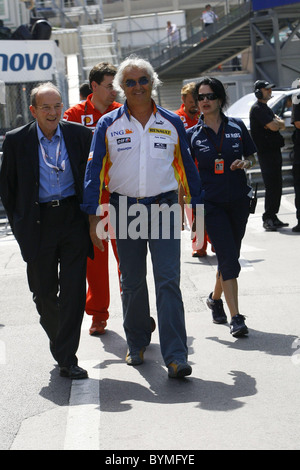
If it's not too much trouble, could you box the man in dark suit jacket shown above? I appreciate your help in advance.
[0,82,93,379]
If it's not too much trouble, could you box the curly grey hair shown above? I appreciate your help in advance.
[113,54,162,99]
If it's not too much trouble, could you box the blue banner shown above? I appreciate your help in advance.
[252,0,300,10]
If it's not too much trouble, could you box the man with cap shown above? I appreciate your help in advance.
[249,80,288,231]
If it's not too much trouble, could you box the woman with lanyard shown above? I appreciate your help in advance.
[187,77,256,337]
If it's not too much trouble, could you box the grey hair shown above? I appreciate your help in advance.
[113,54,162,99]
[30,82,62,107]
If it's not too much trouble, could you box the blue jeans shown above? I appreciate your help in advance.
[110,191,188,366]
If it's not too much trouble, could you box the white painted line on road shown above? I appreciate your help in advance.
[281,194,296,213]
[64,360,101,450]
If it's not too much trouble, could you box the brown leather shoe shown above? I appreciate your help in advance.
[89,320,107,336]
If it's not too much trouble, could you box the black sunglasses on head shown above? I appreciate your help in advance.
[198,93,218,101]
[125,76,149,88]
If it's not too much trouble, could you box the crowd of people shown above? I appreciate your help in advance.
[0,54,299,381]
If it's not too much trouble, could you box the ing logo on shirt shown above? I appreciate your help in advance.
[111,129,133,137]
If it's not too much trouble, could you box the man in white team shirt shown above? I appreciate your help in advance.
[82,55,203,379]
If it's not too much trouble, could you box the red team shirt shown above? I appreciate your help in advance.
[175,104,199,129]
[63,93,122,131]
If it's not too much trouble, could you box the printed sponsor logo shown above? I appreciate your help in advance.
[154,143,167,149]
[117,137,131,144]
[225,133,241,138]
[110,129,133,137]
[195,139,210,152]
[117,146,132,152]
[149,128,171,136]
[81,114,93,125]
[0,53,52,72]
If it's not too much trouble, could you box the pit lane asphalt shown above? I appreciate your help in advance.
[1,192,300,451]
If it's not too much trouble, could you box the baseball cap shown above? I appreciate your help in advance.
[254,80,275,91]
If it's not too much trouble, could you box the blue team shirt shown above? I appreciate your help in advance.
[187,114,257,203]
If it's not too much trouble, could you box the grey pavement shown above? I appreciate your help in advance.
[0,192,300,451]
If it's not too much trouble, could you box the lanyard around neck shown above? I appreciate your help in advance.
[203,122,225,157]
[39,138,65,172]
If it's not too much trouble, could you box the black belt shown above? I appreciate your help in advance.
[40,195,77,208]
[111,190,176,205]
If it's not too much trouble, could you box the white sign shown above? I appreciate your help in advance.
[0,40,58,83]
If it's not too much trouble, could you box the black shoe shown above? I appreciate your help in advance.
[292,223,300,232]
[150,316,156,333]
[273,217,289,228]
[206,292,227,324]
[230,314,248,337]
[263,219,277,231]
[59,365,88,379]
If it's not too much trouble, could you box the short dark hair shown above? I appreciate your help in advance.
[88,62,117,88]
[195,76,228,109]
[79,82,92,99]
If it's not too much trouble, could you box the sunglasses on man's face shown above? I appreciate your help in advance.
[198,93,218,101]
[125,76,149,88]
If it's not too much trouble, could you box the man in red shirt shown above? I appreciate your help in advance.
[175,82,199,129]
[64,62,122,336]
[175,83,208,256]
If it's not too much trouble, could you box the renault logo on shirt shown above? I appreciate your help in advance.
[149,128,171,136]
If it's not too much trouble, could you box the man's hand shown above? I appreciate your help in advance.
[89,214,107,252]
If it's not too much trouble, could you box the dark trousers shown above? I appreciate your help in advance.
[257,148,283,221]
[292,162,300,221]
[26,198,90,367]
[205,196,250,281]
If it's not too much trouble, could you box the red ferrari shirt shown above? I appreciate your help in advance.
[175,104,199,129]
[63,93,122,131]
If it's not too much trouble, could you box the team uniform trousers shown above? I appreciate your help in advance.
[205,196,250,281]
[85,188,120,321]
[257,148,283,222]
[64,97,122,322]
[26,198,90,367]
[110,191,188,366]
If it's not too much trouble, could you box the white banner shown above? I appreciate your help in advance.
[0,40,59,83]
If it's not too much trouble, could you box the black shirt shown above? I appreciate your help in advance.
[249,101,283,152]
[291,102,300,162]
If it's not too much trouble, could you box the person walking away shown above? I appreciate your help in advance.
[79,82,92,101]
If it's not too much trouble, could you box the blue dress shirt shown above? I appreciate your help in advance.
[37,123,76,203]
